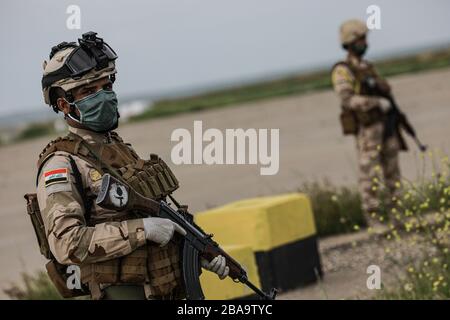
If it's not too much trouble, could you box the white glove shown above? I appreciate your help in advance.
[379,97,392,112]
[201,255,229,280]
[142,217,186,247]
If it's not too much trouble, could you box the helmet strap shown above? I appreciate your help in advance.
[66,112,81,123]
[64,100,81,123]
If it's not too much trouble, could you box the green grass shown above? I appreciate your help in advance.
[374,151,450,299]
[15,122,55,142]
[3,271,63,300]
[304,154,450,300]
[131,72,332,121]
[378,254,450,299]
[305,150,450,239]
[298,181,366,237]
[131,47,450,122]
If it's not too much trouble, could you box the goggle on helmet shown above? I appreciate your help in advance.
[42,31,118,106]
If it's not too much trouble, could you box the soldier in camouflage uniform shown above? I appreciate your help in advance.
[331,20,404,227]
[37,32,229,300]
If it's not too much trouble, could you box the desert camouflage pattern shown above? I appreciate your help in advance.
[37,127,147,265]
[36,126,184,299]
[331,55,381,111]
[332,54,402,222]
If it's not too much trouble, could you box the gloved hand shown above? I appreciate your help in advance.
[201,255,229,280]
[379,97,392,112]
[142,217,186,247]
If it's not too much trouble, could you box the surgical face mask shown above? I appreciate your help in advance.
[351,43,368,57]
[68,89,119,132]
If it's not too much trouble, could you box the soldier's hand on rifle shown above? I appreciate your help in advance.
[201,255,230,280]
[143,217,187,247]
[379,97,392,112]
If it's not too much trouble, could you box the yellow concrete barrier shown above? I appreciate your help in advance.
[195,193,316,250]
[195,193,321,295]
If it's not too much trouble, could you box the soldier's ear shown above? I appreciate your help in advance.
[56,97,71,115]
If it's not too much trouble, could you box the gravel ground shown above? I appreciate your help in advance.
[279,227,441,300]
[322,232,433,274]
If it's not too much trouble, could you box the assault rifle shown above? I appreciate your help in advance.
[365,76,427,152]
[96,173,277,300]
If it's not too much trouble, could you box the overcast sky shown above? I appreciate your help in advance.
[1,0,450,116]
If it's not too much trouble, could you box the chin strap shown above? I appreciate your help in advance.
[66,112,81,123]
[65,100,81,123]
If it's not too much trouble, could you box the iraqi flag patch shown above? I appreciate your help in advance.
[44,168,69,187]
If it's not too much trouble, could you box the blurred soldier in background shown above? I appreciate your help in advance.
[35,32,228,300]
[331,19,405,228]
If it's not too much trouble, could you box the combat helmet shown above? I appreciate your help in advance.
[339,19,368,47]
[41,32,117,111]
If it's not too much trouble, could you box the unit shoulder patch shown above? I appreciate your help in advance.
[44,168,69,187]
[89,169,102,182]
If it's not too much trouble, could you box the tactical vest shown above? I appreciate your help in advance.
[332,60,384,134]
[35,131,186,300]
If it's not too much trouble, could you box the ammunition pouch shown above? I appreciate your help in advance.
[80,240,185,300]
[339,106,384,136]
[356,106,384,127]
[339,108,358,135]
[45,260,87,298]
[37,133,180,202]
[116,154,179,201]
[24,193,51,260]
[24,193,88,298]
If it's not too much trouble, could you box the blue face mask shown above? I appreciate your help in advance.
[70,89,119,132]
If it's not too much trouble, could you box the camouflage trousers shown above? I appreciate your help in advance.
[356,122,401,224]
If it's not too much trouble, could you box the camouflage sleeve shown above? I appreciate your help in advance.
[331,64,380,112]
[36,154,147,265]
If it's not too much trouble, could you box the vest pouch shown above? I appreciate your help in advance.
[159,164,177,190]
[81,259,120,284]
[357,106,384,127]
[340,109,358,135]
[143,166,163,198]
[160,160,179,187]
[24,193,52,259]
[152,163,177,195]
[137,171,155,198]
[127,175,145,197]
[146,242,182,297]
[25,193,87,298]
[119,246,148,283]
[46,260,88,298]
[156,172,171,194]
